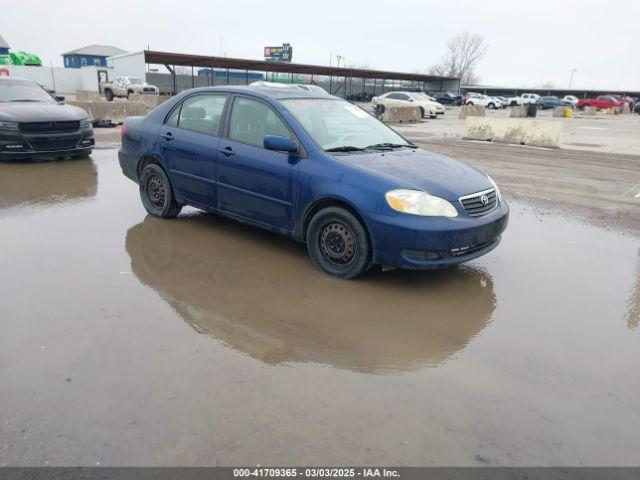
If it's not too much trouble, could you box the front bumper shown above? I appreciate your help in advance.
[0,127,94,160]
[364,201,509,269]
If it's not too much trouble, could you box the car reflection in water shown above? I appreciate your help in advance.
[0,158,97,210]
[126,213,497,374]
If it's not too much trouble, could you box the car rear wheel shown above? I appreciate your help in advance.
[419,107,425,118]
[306,207,371,279]
[104,89,114,101]
[139,163,182,218]
[488,103,495,109]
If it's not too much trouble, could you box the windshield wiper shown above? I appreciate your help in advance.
[365,142,418,150]
[325,145,365,152]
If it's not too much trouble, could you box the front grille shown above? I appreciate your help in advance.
[459,188,498,217]
[450,240,495,257]
[20,121,80,134]
[28,137,80,152]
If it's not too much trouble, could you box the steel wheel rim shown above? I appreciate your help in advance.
[319,221,356,266]
[146,174,166,209]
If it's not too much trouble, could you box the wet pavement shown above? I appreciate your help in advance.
[1,150,639,466]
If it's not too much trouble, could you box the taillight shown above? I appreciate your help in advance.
[121,123,127,138]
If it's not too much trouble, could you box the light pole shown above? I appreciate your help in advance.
[569,69,577,89]
[336,55,345,68]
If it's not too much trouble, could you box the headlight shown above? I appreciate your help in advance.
[0,121,19,131]
[385,189,458,218]
[79,118,91,128]
[486,175,502,202]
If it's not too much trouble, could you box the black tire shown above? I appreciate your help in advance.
[306,207,371,279]
[419,106,425,118]
[104,89,114,101]
[488,102,495,109]
[139,163,182,218]
[582,104,591,111]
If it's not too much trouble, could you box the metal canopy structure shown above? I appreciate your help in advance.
[145,50,457,83]
[143,50,460,96]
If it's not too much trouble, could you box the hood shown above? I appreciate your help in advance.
[0,102,88,122]
[335,148,492,201]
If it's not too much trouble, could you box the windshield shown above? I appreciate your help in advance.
[128,78,144,85]
[282,98,412,151]
[409,92,427,101]
[0,79,56,103]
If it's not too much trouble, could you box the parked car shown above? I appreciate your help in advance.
[514,93,540,105]
[101,76,159,101]
[465,93,503,109]
[635,102,640,114]
[562,95,579,106]
[494,96,510,108]
[371,91,444,118]
[536,96,568,110]
[576,95,624,111]
[118,83,509,279]
[0,77,94,160]
[433,92,463,106]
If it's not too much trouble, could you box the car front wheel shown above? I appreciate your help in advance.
[306,207,371,279]
[139,163,182,218]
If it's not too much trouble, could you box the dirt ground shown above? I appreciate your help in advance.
[1,135,639,466]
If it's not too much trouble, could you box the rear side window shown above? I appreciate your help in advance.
[175,94,227,135]
[228,97,290,147]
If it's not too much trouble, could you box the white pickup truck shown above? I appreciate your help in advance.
[101,76,159,101]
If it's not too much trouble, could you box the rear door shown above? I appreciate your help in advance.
[158,93,228,208]
[217,95,300,231]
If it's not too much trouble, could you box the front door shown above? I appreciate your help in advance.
[217,96,300,231]
[159,93,228,208]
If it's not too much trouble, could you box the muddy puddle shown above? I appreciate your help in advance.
[1,151,638,466]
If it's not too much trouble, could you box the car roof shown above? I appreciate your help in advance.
[179,82,336,101]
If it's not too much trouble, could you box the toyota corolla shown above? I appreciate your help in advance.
[119,82,508,278]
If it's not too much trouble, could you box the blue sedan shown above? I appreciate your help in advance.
[119,83,508,278]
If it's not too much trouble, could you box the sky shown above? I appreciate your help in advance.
[2,0,639,90]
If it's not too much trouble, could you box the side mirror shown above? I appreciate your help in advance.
[55,95,65,103]
[408,98,414,102]
[263,135,298,154]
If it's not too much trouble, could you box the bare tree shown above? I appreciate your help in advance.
[429,32,488,85]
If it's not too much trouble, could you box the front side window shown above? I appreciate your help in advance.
[283,98,411,151]
[176,94,227,135]
[228,96,290,147]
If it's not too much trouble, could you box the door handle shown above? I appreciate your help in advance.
[161,132,174,141]
[221,146,235,156]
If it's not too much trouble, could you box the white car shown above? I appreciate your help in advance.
[516,93,541,105]
[371,91,445,118]
[465,93,503,109]
[562,95,579,106]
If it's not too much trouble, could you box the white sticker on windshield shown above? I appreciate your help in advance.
[344,104,369,118]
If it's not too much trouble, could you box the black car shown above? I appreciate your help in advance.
[434,92,462,106]
[0,77,94,160]
[536,96,568,110]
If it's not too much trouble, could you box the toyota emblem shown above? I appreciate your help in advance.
[480,194,489,206]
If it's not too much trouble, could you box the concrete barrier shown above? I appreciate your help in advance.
[129,93,170,110]
[463,117,562,148]
[382,106,421,123]
[68,100,147,124]
[510,106,527,118]
[75,90,102,101]
[553,106,572,117]
[459,105,486,119]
